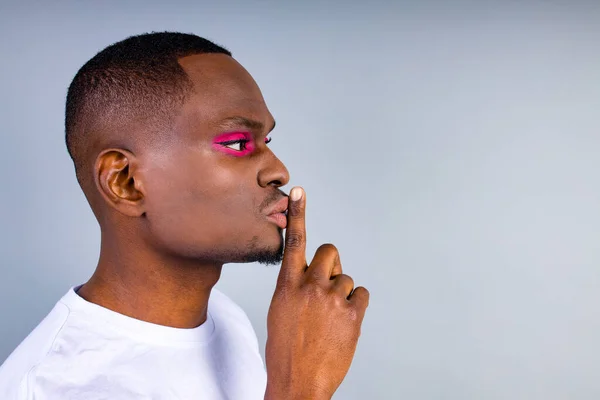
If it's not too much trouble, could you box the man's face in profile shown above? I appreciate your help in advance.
[134,53,290,265]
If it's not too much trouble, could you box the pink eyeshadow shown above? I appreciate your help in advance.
[212,131,255,157]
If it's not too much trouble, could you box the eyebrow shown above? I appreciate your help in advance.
[218,116,276,133]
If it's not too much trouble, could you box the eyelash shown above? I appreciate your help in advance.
[219,137,272,151]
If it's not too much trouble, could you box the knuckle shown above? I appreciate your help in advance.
[360,287,370,300]
[333,293,348,307]
[333,273,353,287]
[354,287,370,307]
[344,274,355,285]
[285,231,305,249]
[317,243,338,254]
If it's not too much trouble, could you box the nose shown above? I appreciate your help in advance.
[257,148,290,189]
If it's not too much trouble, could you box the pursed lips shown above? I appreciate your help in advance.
[265,196,289,229]
[266,196,289,216]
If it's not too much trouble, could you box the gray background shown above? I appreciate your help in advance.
[1,0,599,398]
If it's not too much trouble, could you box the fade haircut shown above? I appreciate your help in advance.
[65,31,231,178]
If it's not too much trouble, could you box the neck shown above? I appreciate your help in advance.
[78,231,223,329]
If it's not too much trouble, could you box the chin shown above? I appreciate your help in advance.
[238,231,284,265]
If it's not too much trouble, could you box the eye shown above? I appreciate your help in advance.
[222,140,249,151]
[265,137,272,144]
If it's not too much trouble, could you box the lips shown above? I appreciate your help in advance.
[266,196,289,229]
[266,196,289,216]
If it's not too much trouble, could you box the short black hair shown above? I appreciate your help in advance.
[65,31,231,176]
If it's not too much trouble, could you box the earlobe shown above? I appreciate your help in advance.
[95,149,145,217]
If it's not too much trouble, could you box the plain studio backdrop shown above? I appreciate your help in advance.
[1,0,599,399]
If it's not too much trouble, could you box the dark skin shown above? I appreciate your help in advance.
[77,53,369,399]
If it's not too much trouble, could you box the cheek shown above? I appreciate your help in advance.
[143,154,259,226]
[136,147,264,255]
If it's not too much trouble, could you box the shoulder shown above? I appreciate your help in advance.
[0,300,72,400]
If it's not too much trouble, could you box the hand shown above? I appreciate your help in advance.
[264,187,370,400]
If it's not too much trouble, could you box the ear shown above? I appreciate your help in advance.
[94,149,145,217]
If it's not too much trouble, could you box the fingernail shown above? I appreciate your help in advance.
[290,187,303,201]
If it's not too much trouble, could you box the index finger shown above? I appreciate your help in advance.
[280,186,307,279]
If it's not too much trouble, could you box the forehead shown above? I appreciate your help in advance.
[177,53,272,130]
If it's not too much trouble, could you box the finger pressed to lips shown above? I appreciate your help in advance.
[281,186,307,271]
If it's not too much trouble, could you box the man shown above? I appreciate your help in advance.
[0,32,369,399]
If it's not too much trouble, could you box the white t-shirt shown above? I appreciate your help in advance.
[0,285,267,399]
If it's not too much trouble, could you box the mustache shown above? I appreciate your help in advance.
[260,189,288,212]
